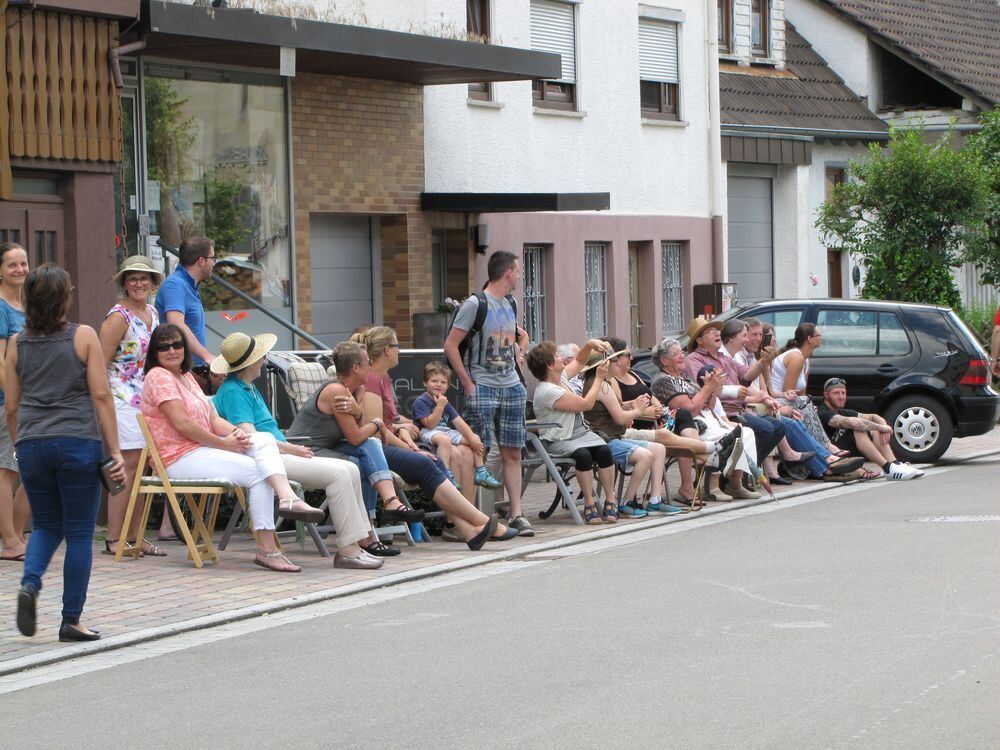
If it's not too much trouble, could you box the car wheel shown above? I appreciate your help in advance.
[884,395,953,463]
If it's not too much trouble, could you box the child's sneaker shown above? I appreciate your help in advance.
[445,468,461,490]
[473,465,502,489]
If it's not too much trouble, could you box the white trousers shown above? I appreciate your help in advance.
[168,432,285,531]
[699,417,757,475]
[280,453,370,547]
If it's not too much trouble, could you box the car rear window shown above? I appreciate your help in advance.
[814,309,911,357]
[752,309,804,347]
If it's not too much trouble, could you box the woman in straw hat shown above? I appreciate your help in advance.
[0,241,29,562]
[141,323,320,573]
[99,255,173,557]
[212,332,383,570]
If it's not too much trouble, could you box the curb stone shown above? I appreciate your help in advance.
[3,447,996,678]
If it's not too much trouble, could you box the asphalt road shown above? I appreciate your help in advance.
[4,458,999,749]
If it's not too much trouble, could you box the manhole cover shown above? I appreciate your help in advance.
[910,515,1000,523]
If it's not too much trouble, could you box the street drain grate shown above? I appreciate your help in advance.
[910,515,1000,523]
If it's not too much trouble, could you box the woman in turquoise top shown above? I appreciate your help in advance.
[212,332,385,569]
[0,242,29,562]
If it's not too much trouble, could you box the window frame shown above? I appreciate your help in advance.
[717,0,732,53]
[530,0,578,111]
[661,241,684,334]
[638,17,681,121]
[584,242,608,339]
[522,245,548,345]
[467,0,492,101]
[751,0,770,57]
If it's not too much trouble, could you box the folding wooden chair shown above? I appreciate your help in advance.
[116,414,260,568]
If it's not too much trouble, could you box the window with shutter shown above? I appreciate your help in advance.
[530,0,577,110]
[638,18,680,120]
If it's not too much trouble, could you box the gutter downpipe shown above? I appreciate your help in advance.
[704,0,725,283]
[158,241,329,350]
[109,33,147,89]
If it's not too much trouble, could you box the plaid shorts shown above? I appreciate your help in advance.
[462,382,528,449]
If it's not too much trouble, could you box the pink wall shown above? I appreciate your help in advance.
[473,212,714,349]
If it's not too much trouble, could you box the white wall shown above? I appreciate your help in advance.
[340,0,716,217]
[784,0,878,109]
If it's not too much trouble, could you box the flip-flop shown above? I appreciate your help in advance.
[823,469,862,482]
[1,553,25,562]
[828,456,864,475]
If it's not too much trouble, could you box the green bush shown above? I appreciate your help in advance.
[957,300,997,348]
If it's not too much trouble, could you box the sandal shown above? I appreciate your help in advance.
[360,539,402,557]
[137,538,168,557]
[276,497,326,524]
[381,496,426,523]
[254,549,301,573]
[103,539,137,557]
[601,499,618,523]
[857,467,882,481]
[584,504,602,525]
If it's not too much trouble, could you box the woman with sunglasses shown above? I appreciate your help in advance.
[10,265,126,642]
[141,324,321,573]
[99,255,174,558]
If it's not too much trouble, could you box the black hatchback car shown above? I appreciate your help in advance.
[633,299,999,463]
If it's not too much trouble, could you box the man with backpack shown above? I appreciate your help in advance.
[444,250,534,536]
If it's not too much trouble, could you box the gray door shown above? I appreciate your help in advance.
[727,176,773,303]
[309,215,375,346]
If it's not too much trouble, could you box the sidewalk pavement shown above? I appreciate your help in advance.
[2,429,997,675]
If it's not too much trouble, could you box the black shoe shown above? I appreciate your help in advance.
[360,540,402,557]
[59,622,102,642]
[717,427,740,454]
[381,504,426,523]
[16,583,38,637]
[785,450,815,467]
[768,475,793,486]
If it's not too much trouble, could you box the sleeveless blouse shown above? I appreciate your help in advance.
[770,349,808,394]
[286,383,349,450]
[106,303,159,407]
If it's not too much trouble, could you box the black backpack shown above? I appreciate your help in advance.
[446,291,523,377]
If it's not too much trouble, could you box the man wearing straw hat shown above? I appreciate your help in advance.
[212,332,385,570]
[684,316,787,471]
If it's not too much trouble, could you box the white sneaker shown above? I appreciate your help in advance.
[886,461,920,480]
[904,462,925,478]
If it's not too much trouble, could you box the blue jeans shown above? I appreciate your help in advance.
[780,417,832,477]
[333,440,449,510]
[741,413,786,465]
[18,437,103,625]
[333,439,394,512]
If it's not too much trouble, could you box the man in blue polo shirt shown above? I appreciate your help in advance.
[155,236,217,367]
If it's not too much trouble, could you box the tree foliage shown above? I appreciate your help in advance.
[963,107,1000,286]
[816,124,990,308]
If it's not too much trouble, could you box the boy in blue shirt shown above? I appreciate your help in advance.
[412,362,501,490]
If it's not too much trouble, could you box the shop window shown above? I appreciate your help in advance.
[530,0,577,111]
[143,65,292,340]
[584,243,608,338]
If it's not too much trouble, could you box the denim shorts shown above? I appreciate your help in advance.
[607,438,648,468]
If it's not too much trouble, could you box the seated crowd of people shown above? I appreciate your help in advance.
[4,242,924,643]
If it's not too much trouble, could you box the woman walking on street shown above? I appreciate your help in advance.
[99,255,172,557]
[9,265,126,641]
[0,242,30,562]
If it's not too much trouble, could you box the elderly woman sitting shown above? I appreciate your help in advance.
[649,338,763,504]
[211,332,384,570]
[141,324,318,573]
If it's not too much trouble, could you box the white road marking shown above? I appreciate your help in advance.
[772,622,832,629]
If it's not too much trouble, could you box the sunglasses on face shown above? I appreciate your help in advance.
[154,340,185,352]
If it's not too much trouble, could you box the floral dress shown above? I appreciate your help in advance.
[106,303,159,408]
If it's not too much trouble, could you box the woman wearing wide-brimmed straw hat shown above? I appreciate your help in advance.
[212,332,384,570]
[99,255,172,557]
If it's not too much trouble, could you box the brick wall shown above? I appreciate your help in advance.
[290,73,431,346]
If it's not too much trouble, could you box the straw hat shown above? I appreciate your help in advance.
[686,316,723,352]
[111,255,164,285]
[210,332,278,375]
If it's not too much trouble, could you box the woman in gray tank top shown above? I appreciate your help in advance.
[8,265,125,643]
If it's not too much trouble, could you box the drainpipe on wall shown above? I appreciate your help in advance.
[108,33,146,89]
[704,0,725,283]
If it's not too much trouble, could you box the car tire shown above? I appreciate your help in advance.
[884,394,953,463]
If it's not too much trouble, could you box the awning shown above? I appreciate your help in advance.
[136,0,561,85]
[421,192,611,213]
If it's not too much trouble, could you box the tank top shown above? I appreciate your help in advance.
[583,375,626,440]
[770,349,808,394]
[15,323,101,443]
[616,370,651,402]
[285,382,347,450]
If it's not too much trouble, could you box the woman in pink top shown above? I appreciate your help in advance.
[141,324,322,573]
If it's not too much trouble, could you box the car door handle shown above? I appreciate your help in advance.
[876,364,899,374]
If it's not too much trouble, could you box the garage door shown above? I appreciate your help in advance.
[727,176,773,303]
[310,215,375,346]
